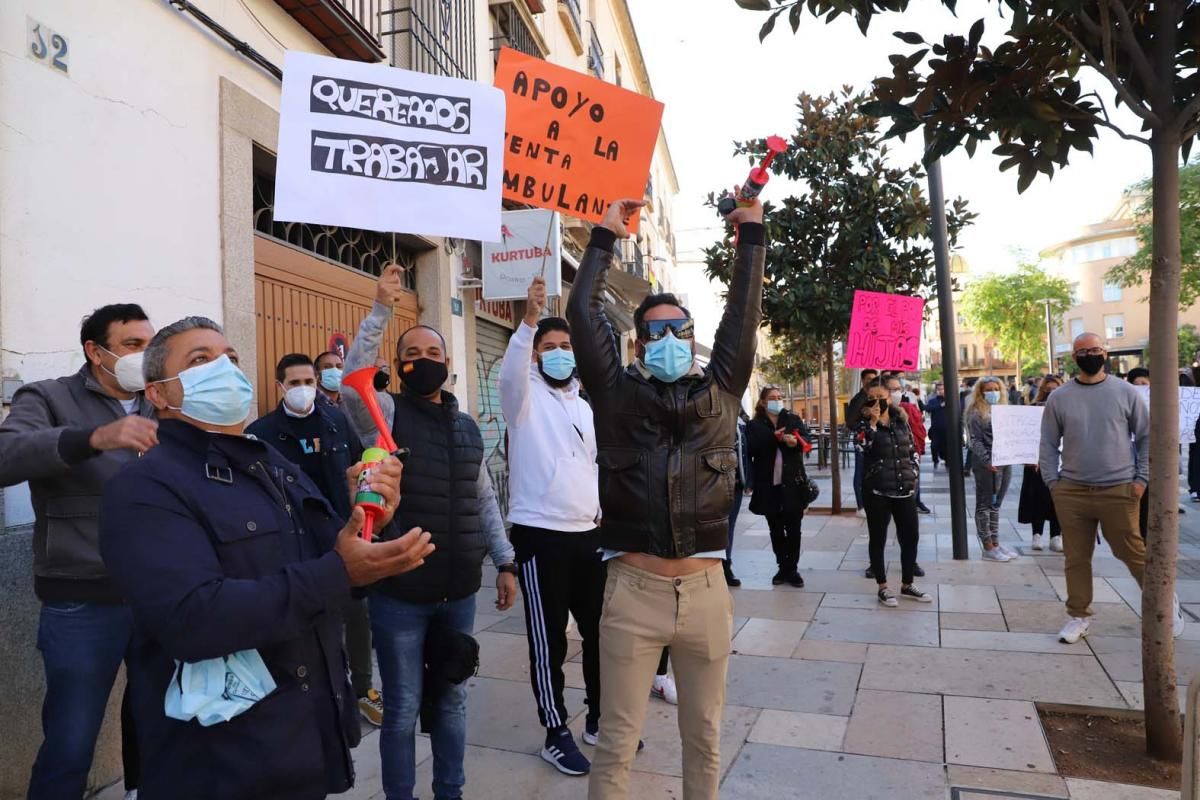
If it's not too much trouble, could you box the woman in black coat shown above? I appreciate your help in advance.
[1018,375,1063,552]
[746,386,812,587]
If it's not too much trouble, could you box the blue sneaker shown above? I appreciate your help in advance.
[541,727,590,776]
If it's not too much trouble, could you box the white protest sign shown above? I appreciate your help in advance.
[274,51,505,242]
[990,405,1044,467]
[1134,385,1200,443]
[482,209,561,301]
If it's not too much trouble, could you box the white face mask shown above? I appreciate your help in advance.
[99,346,146,393]
[890,390,903,407]
[282,384,317,416]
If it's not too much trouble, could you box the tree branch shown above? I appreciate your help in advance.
[1178,94,1200,137]
[1053,18,1161,127]
[1078,90,1154,144]
[1103,0,1160,92]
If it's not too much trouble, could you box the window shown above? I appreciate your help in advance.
[956,313,966,327]
[959,345,969,366]
[1104,314,1125,340]
[1069,318,1085,341]
[1102,280,1123,302]
[1101,241,1115,259]
[1069,283,1081,306]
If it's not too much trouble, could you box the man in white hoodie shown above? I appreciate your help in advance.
[501,276,603,778]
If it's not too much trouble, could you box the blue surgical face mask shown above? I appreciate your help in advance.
[539,348,576,381]
[319,367,343,392]
[156,354,254,426]
[984,390,1001,405]
[642,331,694,383]
[766,399,784,414]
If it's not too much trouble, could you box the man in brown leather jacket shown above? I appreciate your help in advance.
[567,195,764,800]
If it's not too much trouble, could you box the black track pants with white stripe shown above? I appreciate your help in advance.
[512,524,605,731]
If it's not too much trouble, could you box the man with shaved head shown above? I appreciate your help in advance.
[1039,332,1183,644]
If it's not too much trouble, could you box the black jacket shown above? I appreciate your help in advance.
[99,420,359,800]
[567,224,764,558]
[845,389,870,429]
[746,411,811,516]
[376,390,487,602]
[246,402,361,518]
[857,412,919,497]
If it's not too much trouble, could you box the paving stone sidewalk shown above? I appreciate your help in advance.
[98,461,1192,799]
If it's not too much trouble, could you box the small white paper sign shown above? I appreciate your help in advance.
[274,51,505,241]
[991,405,1044,467]
[1134,385,1200,444]
[482,209,561,301]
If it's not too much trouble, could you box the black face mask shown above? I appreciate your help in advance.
[401,358,448,397]
[373,370,391,392]
[1076,354,1106,376]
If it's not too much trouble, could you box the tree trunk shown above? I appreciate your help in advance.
[1015,344,1022,390]
[1143,126,1183,761]
[826,337,842,513]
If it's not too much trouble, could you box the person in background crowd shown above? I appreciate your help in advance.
[747,386,812,588]
[856,379,931,606]
[1008,379,1023,406]
[99,316,430,800]
[245,354,382,727]
[1125,368,1155,539]
[0,304,156,800]
[344,265,519,800]
[961,377,978,470]
[1040,332,1184,643]
[926,382,948,469]
[1019,375,1063,552]
[966,377,1019,562]
[1127,367,1149,386]
[499,276,602,777]
[314,350,344,406]
[725,409,753,587]
[908,384,926,414]
[1026,377,1040,405]
[845,368,881,516]
[897,380,931,514]
[567,193,763,800]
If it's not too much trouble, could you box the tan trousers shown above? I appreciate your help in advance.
[588,561,733,800]
[1051,480,1146,618]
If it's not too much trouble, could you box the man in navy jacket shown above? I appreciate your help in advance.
[100,316,432,800]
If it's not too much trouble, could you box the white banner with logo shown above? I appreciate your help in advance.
[482,209,562,301]
[274,51,505,242]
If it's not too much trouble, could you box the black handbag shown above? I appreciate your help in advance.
[799,476,820,507]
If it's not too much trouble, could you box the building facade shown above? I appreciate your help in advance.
[923,254,1020,386]
[0,1,677,793]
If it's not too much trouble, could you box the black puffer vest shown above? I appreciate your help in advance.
[376,390,486,602]
[860,413,919,497]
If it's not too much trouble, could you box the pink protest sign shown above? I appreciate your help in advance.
[845,290,924,371]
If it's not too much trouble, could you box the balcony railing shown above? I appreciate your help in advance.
[587,20,604,79]
[490,2,547,62]
[558,0,583,52]
[275,0,386,61]
[620,240,646,280]
[382,1,476,79]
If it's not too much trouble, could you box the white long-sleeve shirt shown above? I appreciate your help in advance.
[499,321,600,532]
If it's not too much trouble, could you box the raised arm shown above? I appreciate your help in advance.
[709,206,766,396]
[343,265,403,448]
[565,206,637,399]
[500,278,545,427]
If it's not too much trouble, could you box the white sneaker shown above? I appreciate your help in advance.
[855,508,867,519]
[125,793,138,800]
[651,674,678,705]
[996,542,1020,560]
[1032,534,1044,551]
[1175,594,1186,639]
[1049,535,1064,553]
[982,547,1011,562]
[1059,616,1091,643]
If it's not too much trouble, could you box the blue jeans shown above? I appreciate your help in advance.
[28,601,134,800]
[371,593,476,800]
[853,449,865,509]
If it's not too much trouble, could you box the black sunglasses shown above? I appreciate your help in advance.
[638,318,695,342]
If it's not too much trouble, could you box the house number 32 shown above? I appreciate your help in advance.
[28,18,69,75]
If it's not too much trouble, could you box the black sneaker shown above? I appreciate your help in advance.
[864,566,874,580]
[772,569,786,586]
[912,564,925,578]
[787,572,805,588]
[723,561,742,588]
[878,588,898,607]
[916,502,932,514]
[900,585,933,603]
[541,727,590,776]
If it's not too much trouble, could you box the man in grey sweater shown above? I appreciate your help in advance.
[1040,332,1182,643]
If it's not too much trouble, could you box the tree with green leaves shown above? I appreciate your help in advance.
[704,89,973,512]
[1142,324,1200,369]
[1108,162,1200,308]
[743,0,1200,760]
[960,262,1073,380]
[761,331,827,385]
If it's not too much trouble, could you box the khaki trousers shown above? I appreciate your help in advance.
[588,561,733,800]
[1051,480,1146,618]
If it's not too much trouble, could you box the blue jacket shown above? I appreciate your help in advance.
[99,419,359,800]
[246,401,361,518]
[926,395,948,434]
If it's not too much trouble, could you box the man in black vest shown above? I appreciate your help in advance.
[343,266,518,800]
[567,196,764,800]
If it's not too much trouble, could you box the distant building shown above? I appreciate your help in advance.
[923,255,1019,385]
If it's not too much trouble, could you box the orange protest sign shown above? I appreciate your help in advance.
[494,47,664,232]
